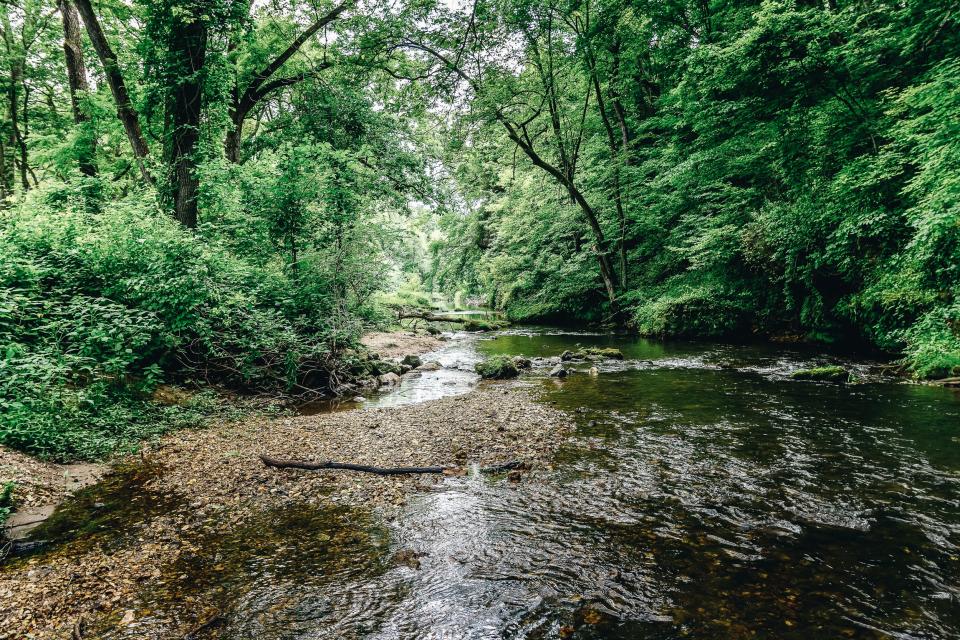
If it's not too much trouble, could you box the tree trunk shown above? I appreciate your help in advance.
[0,138,10,202]
[59,0,97,178]
[224,112,242,163]
[166,14,207,228]
[73,0,151,184]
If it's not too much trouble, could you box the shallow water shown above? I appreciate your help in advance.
[18,329,960,638]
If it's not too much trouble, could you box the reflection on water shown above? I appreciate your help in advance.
[21,328,960,639]
[370,331,959,639]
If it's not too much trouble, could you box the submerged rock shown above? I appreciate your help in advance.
[579,347,624,360]
[475,356,520,379]
[560,347,624,362]
[513,356,532,369]
[790,365,851,383]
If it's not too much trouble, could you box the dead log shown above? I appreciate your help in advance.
[261,455,448,475]
[396,310,468,323]
[260,455,528,476]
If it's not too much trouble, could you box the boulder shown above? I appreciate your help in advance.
[790,365,851,383]
[378,372,401,386]
[475,356,520,379]
[579,347,624,360]
[549,364,568,378]
[401,354,423,368]
[560,350,576,361]
[369,359,400,376]
[418,361,442,371]
[512,356,532,369]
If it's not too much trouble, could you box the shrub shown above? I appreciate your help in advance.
[0,191,371,461]
[0,482,13,526]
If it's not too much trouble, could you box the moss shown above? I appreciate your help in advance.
[461,318,508,332]
[790,366,851,383]
[475,356,520,379]
[579,347,624,360]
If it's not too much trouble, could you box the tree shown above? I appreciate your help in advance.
[224,0,352,163]
[58,0,97,179]
[400,0,620,307]
[73,0,152,183]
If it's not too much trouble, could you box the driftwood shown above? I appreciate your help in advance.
[260,455,528,476]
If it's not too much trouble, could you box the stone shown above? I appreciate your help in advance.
[378,372,401,386]
[401,354,423,368]
[475,356,520,379]
[549,364,568,378]
[790,365,851,383]
[512,356,532,369]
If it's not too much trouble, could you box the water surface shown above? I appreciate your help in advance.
[19,328,960,639]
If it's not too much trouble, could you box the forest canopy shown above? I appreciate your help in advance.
[1,0,958,459]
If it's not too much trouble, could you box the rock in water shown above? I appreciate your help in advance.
[549,364,568,378]
[589,366,599,376]
[401,354,423,368]
[475,356,520,379]
[560,350,575,361]
[378,372,401,386]
[513,356,532,369]
[417,361,442,371]
[790,365,851,383]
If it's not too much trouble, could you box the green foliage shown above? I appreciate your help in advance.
[790,366,852,383]
[425,0,959,377]
[475,355,520,379]
[0,188,384,460]
[0,482,13,525]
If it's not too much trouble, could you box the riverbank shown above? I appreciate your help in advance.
[0,382,572,639]
[0,330,448,537]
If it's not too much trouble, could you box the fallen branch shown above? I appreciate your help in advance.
[261,455,448,475]
[396,310,469,323]
[260,455,528,476]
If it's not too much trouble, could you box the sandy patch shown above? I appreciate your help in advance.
[360,331,444,360]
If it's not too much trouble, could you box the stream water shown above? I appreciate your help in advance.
[17,328,960,638]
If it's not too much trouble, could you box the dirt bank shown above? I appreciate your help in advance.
[0,383,571,640]
[360,330,444,360]
[0,448,107,540]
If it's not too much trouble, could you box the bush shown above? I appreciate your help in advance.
[0,482,13,526]
[0,191,371,461]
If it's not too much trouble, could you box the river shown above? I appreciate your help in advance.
[17,327,960,638]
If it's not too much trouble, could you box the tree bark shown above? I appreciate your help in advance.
[73,0,151,184]
[166,13,207,228]
[59,0,97,178]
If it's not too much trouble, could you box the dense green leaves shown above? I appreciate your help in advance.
[427,0,959,375]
